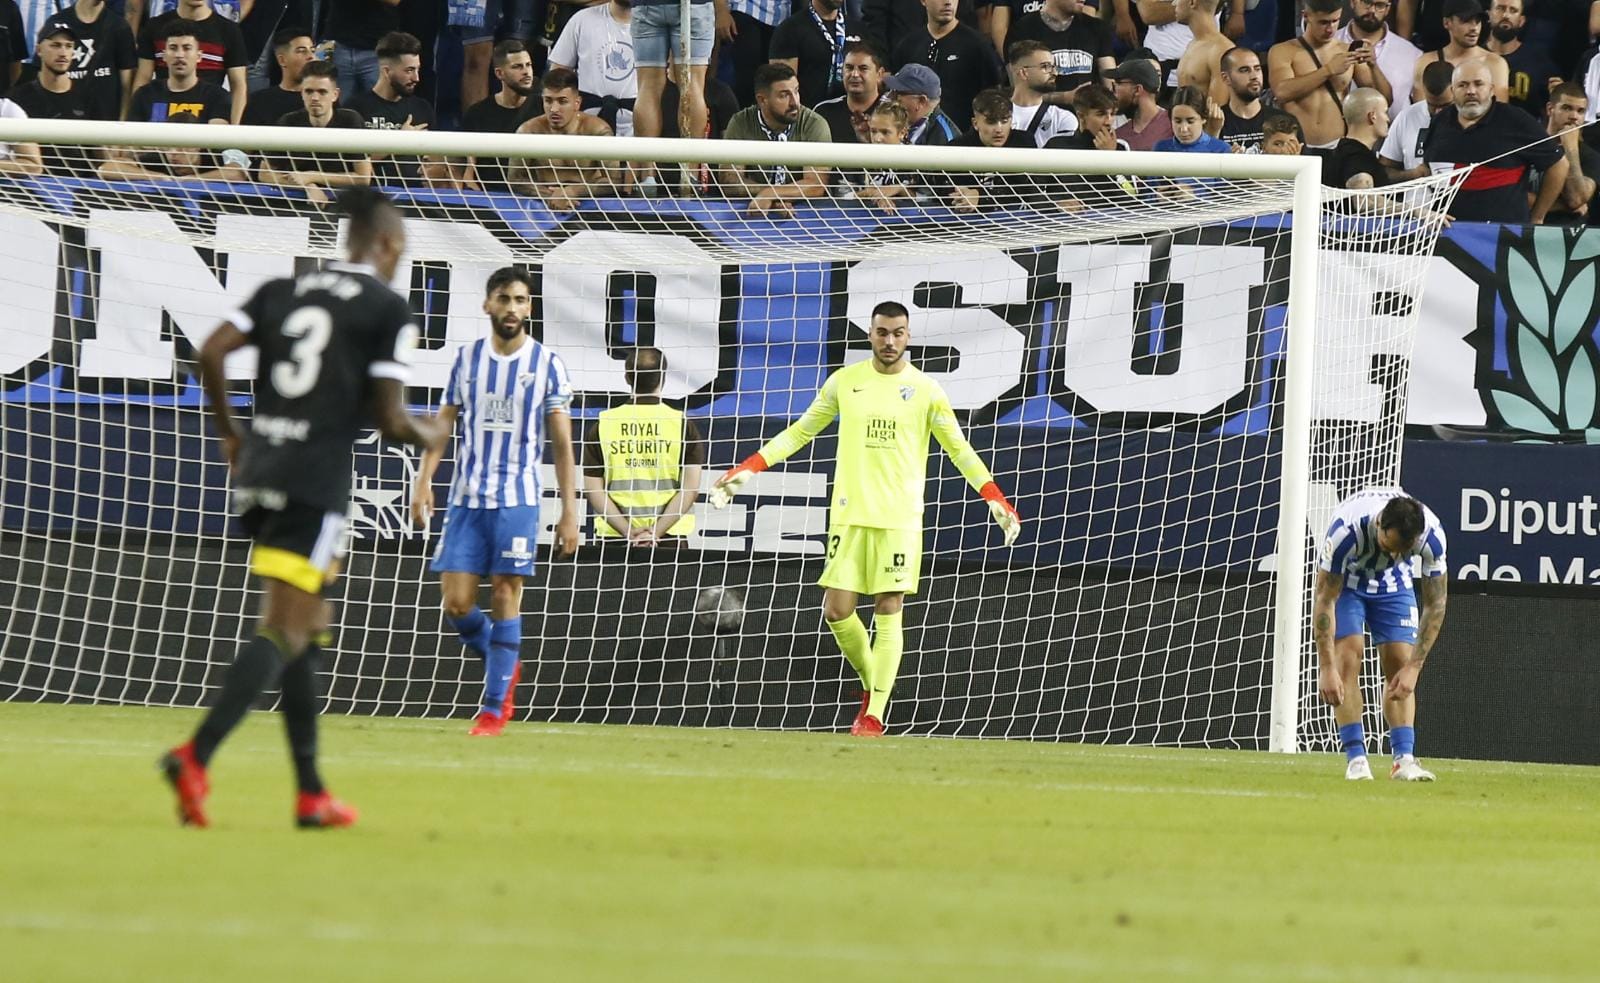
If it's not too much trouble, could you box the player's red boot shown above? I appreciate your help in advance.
[296,791,359,829]
[849,691,870,734]
[159,742,210,828]
[851,714,885,738]
[468,711,505,736]
[499,662,521,722]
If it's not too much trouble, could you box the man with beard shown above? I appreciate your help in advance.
[511,67,617,210]
[344,32,436,187]
[892,0,1002,131]
[1337,0,1418,117]
[1482,0,1556,117]
[1008,39,1076,145]
[1410,0,1507,106]
[1110,58,1170,151]
[1379,58,1454,181]
[1423,59,1562,223]
[772,0,860,109]
[814,40,887,143]
[54,0,137,120]
[10,20,94,175]
[1268,0,1390,150]
[550,0,638,136]
[1001,0,1113,94]
[1534,82,1598,224]
[1175,0,1236,109]
[243,28,314,127]
[721,62,832,217]
[461,40,542,192]
[1217,46,1268,151]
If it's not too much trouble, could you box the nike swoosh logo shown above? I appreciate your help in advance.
[852,387,866,392]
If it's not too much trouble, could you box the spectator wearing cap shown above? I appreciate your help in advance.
[132,0,249,124]
[1379,58,1454,181]
[771,0,861,109]
[884,62,959,144]
[720,61,832,218]
[813,39,888,143]
[891,0,1001,131]
[10,19,92,122]
[1410,0,1508,106]
[1482,0,1557,118]
[1110,58,1170,150]
[1337,0,1421,118]
[52,0,138,121]
[1423,59,1564,223]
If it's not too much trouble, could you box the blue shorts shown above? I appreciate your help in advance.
[631,2,714,68]
[447,0,536,44]
[431,504,542,577]
[1335,587,1419,646]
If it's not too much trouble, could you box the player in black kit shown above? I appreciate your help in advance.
[161,189,446,829]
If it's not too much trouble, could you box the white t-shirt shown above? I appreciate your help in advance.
[549,3,637,137]
[0,98,25,161]
[1335,25,1421,119]
[1378,98,1433,171]
[1011,101,1077,146]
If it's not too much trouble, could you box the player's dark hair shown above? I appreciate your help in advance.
[1550,80,1587,105]
[871,300,910,322]
[1074,84,1116,114]
[485,266,534,298]
[625,347,667,395]
[1261,110,1302,140]
[338,188,403,256]
[754,62,797,95]
[971,87,1012,123]
[1302,0,1342,15]
[543,66,580,94]
[843,40,887,70]
[1006,39,1052,66]
[493,39,529,68]
[1379,496,1426,547]
[273,27,312,51]
[375,31,423,61]
[301,59,338,84]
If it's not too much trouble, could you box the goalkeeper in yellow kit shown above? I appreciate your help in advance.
[710,302,1022,736]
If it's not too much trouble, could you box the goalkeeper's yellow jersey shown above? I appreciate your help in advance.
[756,360,994,531]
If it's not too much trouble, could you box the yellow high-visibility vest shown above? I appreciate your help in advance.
[596,401,694,537]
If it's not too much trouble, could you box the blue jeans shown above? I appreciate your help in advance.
[331,45,379,100]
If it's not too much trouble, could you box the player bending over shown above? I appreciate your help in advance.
[410,267,580,736]
[163,189,446,828]
[1314,490,1449,781]
[710,302,1021,736]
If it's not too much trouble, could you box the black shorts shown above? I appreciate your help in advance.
[240,502,348,594]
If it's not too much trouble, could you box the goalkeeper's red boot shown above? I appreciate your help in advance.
[296,791,358,829]
[852,714,885,738]
[159,742,210,828]
[468,711,505,736]
[499,662,521,722]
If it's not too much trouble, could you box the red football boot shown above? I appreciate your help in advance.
[468,710,505,736]
[499,662,521,722]
[849,691,869,734]
[296,791,359,829]
[159,743,210,828]
[852,714,885,738]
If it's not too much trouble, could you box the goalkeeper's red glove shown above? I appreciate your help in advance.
[980,482,1021,546]
[710,453,768,509]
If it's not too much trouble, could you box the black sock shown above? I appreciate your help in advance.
[192,630,290,767]
[280,641,325,796]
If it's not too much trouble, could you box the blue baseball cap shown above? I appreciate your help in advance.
[883,64,941,100]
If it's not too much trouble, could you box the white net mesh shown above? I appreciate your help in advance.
[0,121,1462,748]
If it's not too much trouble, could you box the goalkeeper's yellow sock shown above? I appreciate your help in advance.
[865,611,903,721]
[827,614,872,689]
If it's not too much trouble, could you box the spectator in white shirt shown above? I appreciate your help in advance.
[1337,0,1421,118]
[1379,58,1454,181]
[1007,39,1076,145]
[550,0,638,136]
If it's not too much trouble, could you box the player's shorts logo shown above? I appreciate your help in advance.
[893,552,906,566]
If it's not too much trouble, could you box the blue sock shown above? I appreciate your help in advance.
[1339,722,1367,761]
[448,607,491,660]
[482,617,521,715]
[1391,725,1416,758]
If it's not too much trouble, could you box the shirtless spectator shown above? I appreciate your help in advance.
[1175,0,1233,108]
[1410,0,1508,107]
[1268,0,1389,152]
[511,67,617,211]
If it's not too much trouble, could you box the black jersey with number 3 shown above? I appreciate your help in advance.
[229,262,418,515]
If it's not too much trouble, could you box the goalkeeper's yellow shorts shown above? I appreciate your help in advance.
[818,524,922,596]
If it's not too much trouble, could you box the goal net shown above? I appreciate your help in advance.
[0,119,1462,751]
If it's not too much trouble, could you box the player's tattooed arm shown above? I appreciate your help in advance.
[1313,570,1345,706]
[1413,575,1448,666]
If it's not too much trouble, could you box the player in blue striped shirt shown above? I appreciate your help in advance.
[1313,489,1449,782]
[410,267,580,736]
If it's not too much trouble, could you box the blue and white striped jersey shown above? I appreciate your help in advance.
[1317,488,1448,594]
[442,337,572,509]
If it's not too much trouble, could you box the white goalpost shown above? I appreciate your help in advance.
[0,118,1463,752]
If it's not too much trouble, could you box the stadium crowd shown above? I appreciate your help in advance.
[0,0,1596,221]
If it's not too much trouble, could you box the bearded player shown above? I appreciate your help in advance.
[710,302,1021,736]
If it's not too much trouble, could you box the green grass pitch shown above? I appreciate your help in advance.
[2,703,1597,982]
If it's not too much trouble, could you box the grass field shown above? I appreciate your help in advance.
[2,703,1597,982]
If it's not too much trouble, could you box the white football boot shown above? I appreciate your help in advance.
[1345,756,1374,781]
[1390,755,1436,782]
